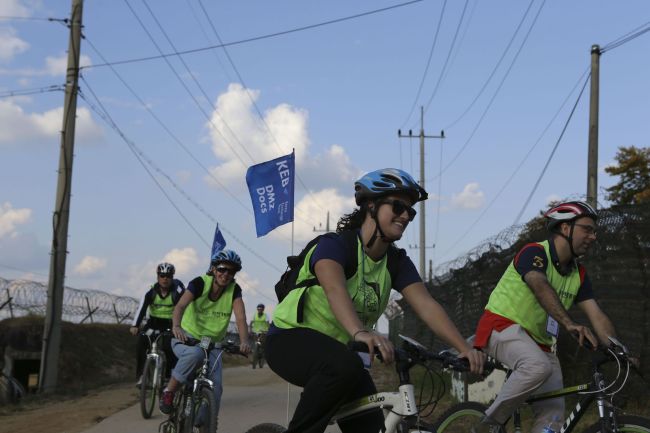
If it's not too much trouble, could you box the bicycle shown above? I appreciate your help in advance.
[140,329,173,419]
[432,336,650,433]
[251,332,266,369]
[159,338,242,433]
[0,370,26,405]
[244,334,493,433]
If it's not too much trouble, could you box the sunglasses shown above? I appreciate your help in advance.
[215,266,237,276]
[158,273,173,279]
[378,199,417,221]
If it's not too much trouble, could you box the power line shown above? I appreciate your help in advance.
[601,20,650,53]
[0,84,64,98]
[427,0,546,184]
[0,16,67,22]
[78,76,284,274]
[82,0,425,70]
[513,71,591,225]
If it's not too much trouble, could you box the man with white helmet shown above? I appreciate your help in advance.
[471,201,628,433]
[130,262,185,386]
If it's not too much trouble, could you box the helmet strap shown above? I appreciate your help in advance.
[556,222,579,258]
[366,201,399,249]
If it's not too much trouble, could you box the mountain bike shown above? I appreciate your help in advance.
[140,329,173,419]
[432,336,650,433]
[251,332,266,369]
[0,370,26,404]
[244,334,495,433]
[159,338,242,433]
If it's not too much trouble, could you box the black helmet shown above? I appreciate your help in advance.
[257,303,265,308]
[157,262,175,275]
[354,168,427,206]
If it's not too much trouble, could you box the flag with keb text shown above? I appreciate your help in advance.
[245,151,295,237]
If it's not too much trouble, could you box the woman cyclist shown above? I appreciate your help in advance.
[265,168,486,433]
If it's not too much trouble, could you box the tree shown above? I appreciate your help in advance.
[604,146,650,205]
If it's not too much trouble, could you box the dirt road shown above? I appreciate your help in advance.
[80,365,341,433]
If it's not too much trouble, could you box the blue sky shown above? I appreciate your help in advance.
[1,0,649,321]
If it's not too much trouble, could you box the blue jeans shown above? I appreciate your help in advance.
[171,338,224,418]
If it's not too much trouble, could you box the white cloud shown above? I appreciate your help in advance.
[126,247,201,298]
[44,53,93,76]
[0,99,103,145]
[0,0,31,16]
[451,182,485,210]
[0,27,29,62]
[74,256,107,276]
[162,247,200,276]
[273,188,356,243]
[0,202,31,239]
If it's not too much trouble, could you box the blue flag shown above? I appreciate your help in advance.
[211,224,227,259]
[246,151,295,237]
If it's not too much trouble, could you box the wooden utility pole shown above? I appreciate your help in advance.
[398,107,444,279]
[40,0,83,393]
[587,44,601,209]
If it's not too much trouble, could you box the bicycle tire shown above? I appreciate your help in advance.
[430,401,487,433]
[139,358,157,419]
[244,423,287,433]
[583,415,650,433]
[184,386,218,433]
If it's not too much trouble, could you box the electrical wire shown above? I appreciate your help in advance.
[83,0,425,70]
[0,84,64,98]
[601,20,650,53]
[0,16,67,22]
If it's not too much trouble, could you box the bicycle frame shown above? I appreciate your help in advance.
[331,383,420,433]
[145,331,167,390]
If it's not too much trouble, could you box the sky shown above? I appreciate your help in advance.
[1,0,649,325]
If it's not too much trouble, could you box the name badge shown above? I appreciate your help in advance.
[546,316,559,337]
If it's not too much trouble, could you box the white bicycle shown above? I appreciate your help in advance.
[244,335,494,433]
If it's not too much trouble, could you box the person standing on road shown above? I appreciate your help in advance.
[265,168,486,433]
[130,262,185,386]
[471,201,633,433]
[159,249,251,425]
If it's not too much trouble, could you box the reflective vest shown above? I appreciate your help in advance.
[181,275,236,342]
[251,313,269,333]
[149,290,174,319]
[486,240,582,346]
[273,236,393,344]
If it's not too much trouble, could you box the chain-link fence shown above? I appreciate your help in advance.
[392,202,650,385]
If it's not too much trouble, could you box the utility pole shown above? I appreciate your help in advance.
[313,211,331,232]
[398,106,444,279]
[587,44,600,209]
[40,0,83,393]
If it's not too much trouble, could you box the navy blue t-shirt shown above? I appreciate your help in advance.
[309,233,421,292]
[513,242,593,303]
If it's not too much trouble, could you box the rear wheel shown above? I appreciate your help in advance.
[139,358,157,419]
[244,423,287,433]
[583,415,650,432]
[431,401,487,433]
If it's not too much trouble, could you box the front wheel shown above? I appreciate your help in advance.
[139,358,157,419]
[244,423,287,433]
[431,401,487,433]
[184,387,218,433]
[583,415,650,433]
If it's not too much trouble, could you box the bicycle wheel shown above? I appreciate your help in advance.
[139,358,157,419]
[184,387,218,433]
[583,415,650,433]
[431,401,487,433]
[244,423,286,433]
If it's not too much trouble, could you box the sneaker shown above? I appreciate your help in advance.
[135,375,142,388]
[159,389,174,414]
[470,416,504,433]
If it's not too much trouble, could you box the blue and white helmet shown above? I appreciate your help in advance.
[211,249,242,271]
[354,168,427,205]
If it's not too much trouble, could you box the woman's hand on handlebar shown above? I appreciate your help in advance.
[239,341,251,355]
[458,348,486,375]
[355,330,394,364]
[172,325,186,343]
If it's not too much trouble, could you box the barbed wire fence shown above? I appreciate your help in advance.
[0,278,139,324]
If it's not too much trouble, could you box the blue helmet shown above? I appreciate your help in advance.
[211,249,242,271]
[354,168,427,205]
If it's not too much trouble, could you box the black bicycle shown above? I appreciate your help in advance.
[159,338,242,433]
[140,329,173,419]
[251,332,266,369]
[432,336,650,433]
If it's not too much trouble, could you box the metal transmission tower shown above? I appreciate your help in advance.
[39,0,83,393]
[398,106,444,279]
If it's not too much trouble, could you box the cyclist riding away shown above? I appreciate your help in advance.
[159,249,251,422]
[130,262,185,387]
[471,201,634,433]
[265,168,486,433]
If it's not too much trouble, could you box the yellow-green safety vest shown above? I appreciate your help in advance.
[149,290,174,319]
[181,275,236,342]
[251,312,269,333]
